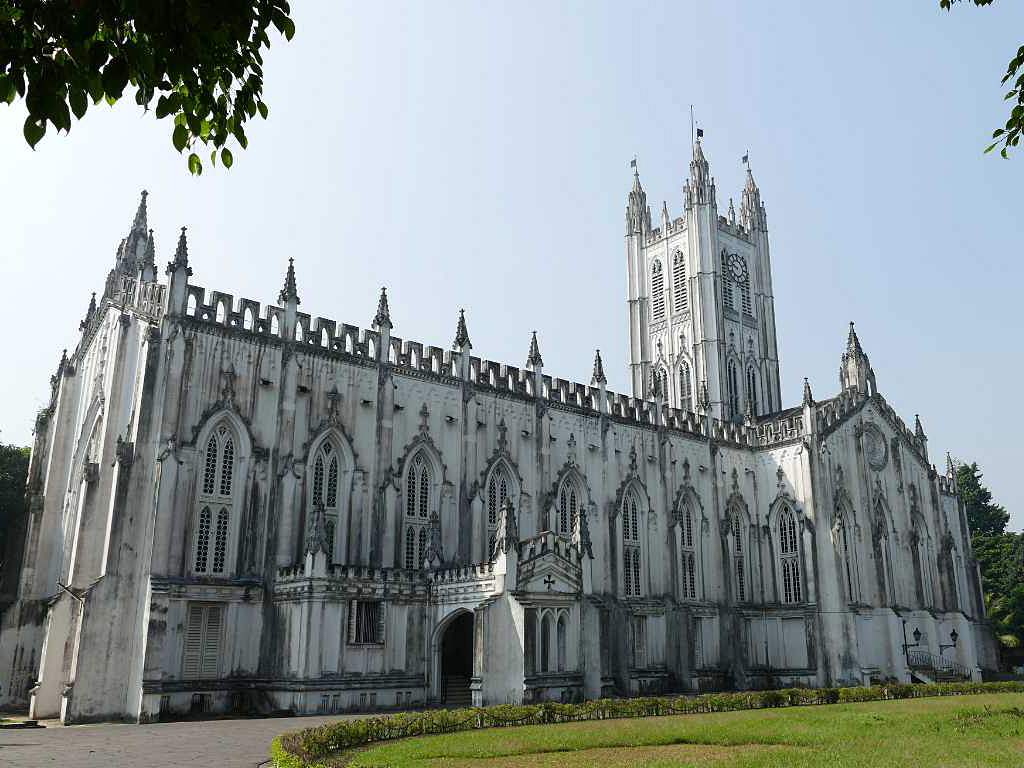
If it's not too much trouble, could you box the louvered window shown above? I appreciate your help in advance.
[183,603,223,679]
[487,467,511,554]
[672,250,687,312]
[780,507,802,603]
[651,260,665,320]
[347,600,384,645]
[740,271,752,316]
[721,251,734,310]
[622,490,642,597]
[727,361,740,417]
[194,424,236,575]
[746,367,758,416]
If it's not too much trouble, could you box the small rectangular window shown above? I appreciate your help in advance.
[347,600,385,644]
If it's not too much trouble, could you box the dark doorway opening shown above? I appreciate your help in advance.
[441,612,473,707]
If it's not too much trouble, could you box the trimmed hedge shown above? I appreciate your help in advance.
[270,680,1024,768]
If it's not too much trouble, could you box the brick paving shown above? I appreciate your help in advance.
[0,714,357,768]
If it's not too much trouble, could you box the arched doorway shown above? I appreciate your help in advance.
[440,612,473,707]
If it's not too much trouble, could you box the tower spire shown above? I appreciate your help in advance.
[840,321,875,396]
[740,158,765,231]
[802,377,814,406]
[139,228,156,279]
[373,286,393,330]
[526,331,543,369]
[132,190,148,233]
[626,159,651,235]
[279,257,300,305]
[172,226,189,268]
[79,292,97,331]
[591,349,607,386]
[685,136,714,208]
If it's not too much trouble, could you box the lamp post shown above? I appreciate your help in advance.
[939,629,959,655]
[901,620,922,658]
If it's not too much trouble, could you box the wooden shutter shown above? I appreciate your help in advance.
[375,602,385,644]
[200,605,222,678]
[183,604,204,677]
[347,600,357,644]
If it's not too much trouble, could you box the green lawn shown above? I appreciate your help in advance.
[348,693,1024,767]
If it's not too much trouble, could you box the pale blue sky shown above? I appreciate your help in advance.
[1,1,1020,527]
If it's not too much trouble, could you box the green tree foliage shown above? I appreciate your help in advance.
[0,1,295,175]
[956,460,1021,651]
[0,444,30,603]
[941,0,1024,157]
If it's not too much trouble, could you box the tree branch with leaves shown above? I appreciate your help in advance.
[0,1,294,174]
[941,0,1024,157]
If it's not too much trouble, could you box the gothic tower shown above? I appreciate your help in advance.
[626,140,782,421]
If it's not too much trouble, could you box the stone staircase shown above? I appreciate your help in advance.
[442,675,473,708]
[907,649,971,684]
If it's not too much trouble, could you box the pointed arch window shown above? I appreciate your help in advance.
[740,273,752,316]
[721,251,734,310]
[404,452,431,569]
[680,502,697,601]
[622,489,642,598]
[732,510,747,603]
[837,511,858,603]
[727,361,740,417]
[194,423,237,576]
[779,506,802,603]
[556,476,581,537]
[679,361,693,413]
[672,250,687,313]
[309,440,342,565]
[651,260,665,320]
[746,366,758,417]
[487,465,512,555]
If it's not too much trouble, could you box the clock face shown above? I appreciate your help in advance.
[727,253,749,284]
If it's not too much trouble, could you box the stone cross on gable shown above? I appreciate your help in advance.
[419,402,430,435]
[543,575,555,591]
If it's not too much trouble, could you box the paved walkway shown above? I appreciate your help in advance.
[0,714,355,768]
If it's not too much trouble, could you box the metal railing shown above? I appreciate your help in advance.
[907,649,971,681]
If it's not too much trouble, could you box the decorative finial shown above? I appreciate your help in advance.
[140,228,156,272]
[914,414,925,439]
[728,197,736,224]
[278,257,300,305]
[591,349,607,386]
[527,330,543,368]
[80,291,97,330]
[699,380,710,411]
[373,286,392,330]
[454,308,471,348]
[946,452,956,477]
[802,377,814,407]
[173,226,188,266]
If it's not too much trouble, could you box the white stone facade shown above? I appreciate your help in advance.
[0,147,998,724]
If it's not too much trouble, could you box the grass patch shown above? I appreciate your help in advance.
[349,694,1024,767]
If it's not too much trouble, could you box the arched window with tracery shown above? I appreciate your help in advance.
[404,452,431,569]
[679,361,693,412]
[746,366,758,416]
[779,506,802,603]
[194,423,236,575]
[486,464,512,556]
[556,613,568,671]
[732,510,747,602]
[557,476,579,537]
[672,250,687,313]
[837,511,858,603]
[540,612,552,673]
[680,501,697,600]
[309,439,341,564]
[651,260,665,320]
[727,360,740,417]
[622,489,642,597]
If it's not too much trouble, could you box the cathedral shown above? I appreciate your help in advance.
[0,141,998,724]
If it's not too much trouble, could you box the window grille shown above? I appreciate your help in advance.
[404,453,431,568]
[746,367,758,416]
[194,423,237,575]
[622,491,642,597]
[347,600,385,644]
[558,481,577,536]
[727,361,740,416]
[733,512,746,602]
[740,277,752,315]
[679,361,693,412]
[721,252,734,309]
